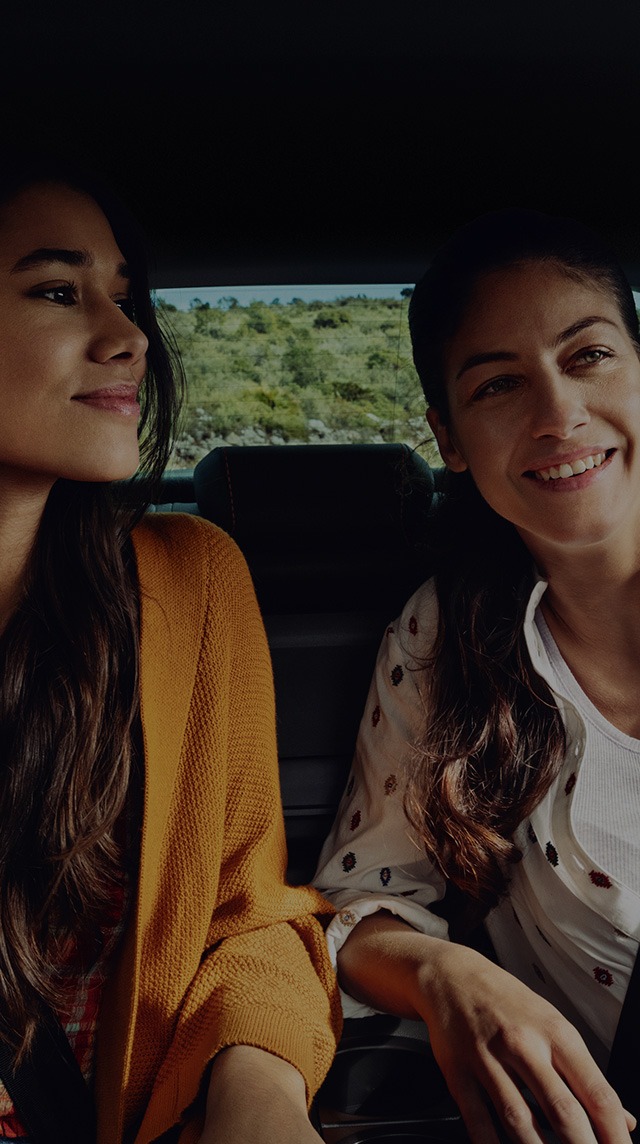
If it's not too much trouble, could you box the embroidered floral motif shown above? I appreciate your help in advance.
[346,775,355,797]
[532,963,546,983]
[564,772,577,796]
[341,851,356,873]
[380,867,391,887]
[350,810,361,832]
[589,870,613,889]
[390,665,404,686]
[545,842,559,867]
[384,774,398,796]
[527,823,537,845]
[339,910,357,928]
[372,705,381,727]
[593,966,614,987]
[408,615,418,635]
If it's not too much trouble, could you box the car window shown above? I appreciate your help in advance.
[156,284,441,469]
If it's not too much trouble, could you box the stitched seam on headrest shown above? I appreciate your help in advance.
[222,448,237,534]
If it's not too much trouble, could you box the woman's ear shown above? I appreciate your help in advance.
[426,408,468,473]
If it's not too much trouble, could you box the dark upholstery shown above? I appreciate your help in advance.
[193,443,434,614]
[193,444,436,883]
[149,468,199,514]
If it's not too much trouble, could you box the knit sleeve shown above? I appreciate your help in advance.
[154,522,341,1131]
[313,579,449,1016]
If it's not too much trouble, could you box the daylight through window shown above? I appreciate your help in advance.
[155,284,440,469]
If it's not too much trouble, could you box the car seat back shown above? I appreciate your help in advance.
[194,444,436,883]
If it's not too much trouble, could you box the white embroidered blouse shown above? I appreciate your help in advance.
[313,577,640,1071]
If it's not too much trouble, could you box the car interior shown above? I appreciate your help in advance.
[3,3,640,1140]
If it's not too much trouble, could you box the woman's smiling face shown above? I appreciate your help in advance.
[0,180,149,493]
[428,260,640,563]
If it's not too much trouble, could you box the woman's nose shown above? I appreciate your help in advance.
[89,302,149,368]
[529,373,589,439]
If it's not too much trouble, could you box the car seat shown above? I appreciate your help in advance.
[193,443,436,883]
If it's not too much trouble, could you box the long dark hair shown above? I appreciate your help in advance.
[405,209,639,913]
[0,154,184,1057]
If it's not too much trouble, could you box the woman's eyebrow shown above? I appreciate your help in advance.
[10,247,129,278]
[554,315,618,346]
[455,350,518,382]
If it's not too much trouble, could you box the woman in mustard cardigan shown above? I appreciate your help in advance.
[0,156,340,1144]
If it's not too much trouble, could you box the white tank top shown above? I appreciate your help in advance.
[535,609,640,896]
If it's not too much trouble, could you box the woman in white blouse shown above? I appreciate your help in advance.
[315,210,640,1144]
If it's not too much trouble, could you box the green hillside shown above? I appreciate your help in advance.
[156,294,441,468]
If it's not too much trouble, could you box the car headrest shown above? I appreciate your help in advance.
[194,443,435,613]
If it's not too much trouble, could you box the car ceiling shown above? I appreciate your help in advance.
[2,2,640,287]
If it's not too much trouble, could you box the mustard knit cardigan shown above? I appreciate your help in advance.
[93,513,341,1144]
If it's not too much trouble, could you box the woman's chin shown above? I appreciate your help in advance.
[57,453,142,485]
[517,513,627,557]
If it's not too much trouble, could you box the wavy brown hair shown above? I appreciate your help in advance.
[0,155,184,1058]
[405,209,640,915]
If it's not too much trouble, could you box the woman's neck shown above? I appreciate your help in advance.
[522,521,640,642]
[532,536,640,737]
[550,560,640,630]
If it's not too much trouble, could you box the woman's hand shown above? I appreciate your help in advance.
[418,941,634,1144]
[200,1044,323,1143]
[338,911,635,1144]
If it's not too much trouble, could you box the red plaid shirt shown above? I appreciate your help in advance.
[0,857,132,1140]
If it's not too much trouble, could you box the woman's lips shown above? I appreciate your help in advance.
[73,385,140,416]
[523,449,616,490]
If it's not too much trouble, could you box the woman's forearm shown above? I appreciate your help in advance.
[200,1044,322,1143]
[337,910,635,1144]
[337,909,452,1021]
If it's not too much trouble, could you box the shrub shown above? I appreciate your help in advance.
[195,311,225,338]
[245,302,275,335]
[333,380,370,402]
[282,336,322,388]
[313,308,350,329]
[367,350,389,370]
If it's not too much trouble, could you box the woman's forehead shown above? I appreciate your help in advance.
[2,181,101,230]
[450,262,621,353]
[0,182,123,269]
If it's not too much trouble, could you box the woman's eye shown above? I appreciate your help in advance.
[574,347,611,366]
[473,375,520,400]
[37,284,77,306]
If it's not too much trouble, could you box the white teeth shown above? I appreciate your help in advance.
[533,451,609,481]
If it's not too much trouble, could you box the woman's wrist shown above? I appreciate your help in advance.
[411,938,493,1025]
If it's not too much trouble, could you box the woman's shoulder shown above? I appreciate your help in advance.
[131,513,252,597]
[386,577,439,666]
[133,512,242,565]
[397,577,438,623]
